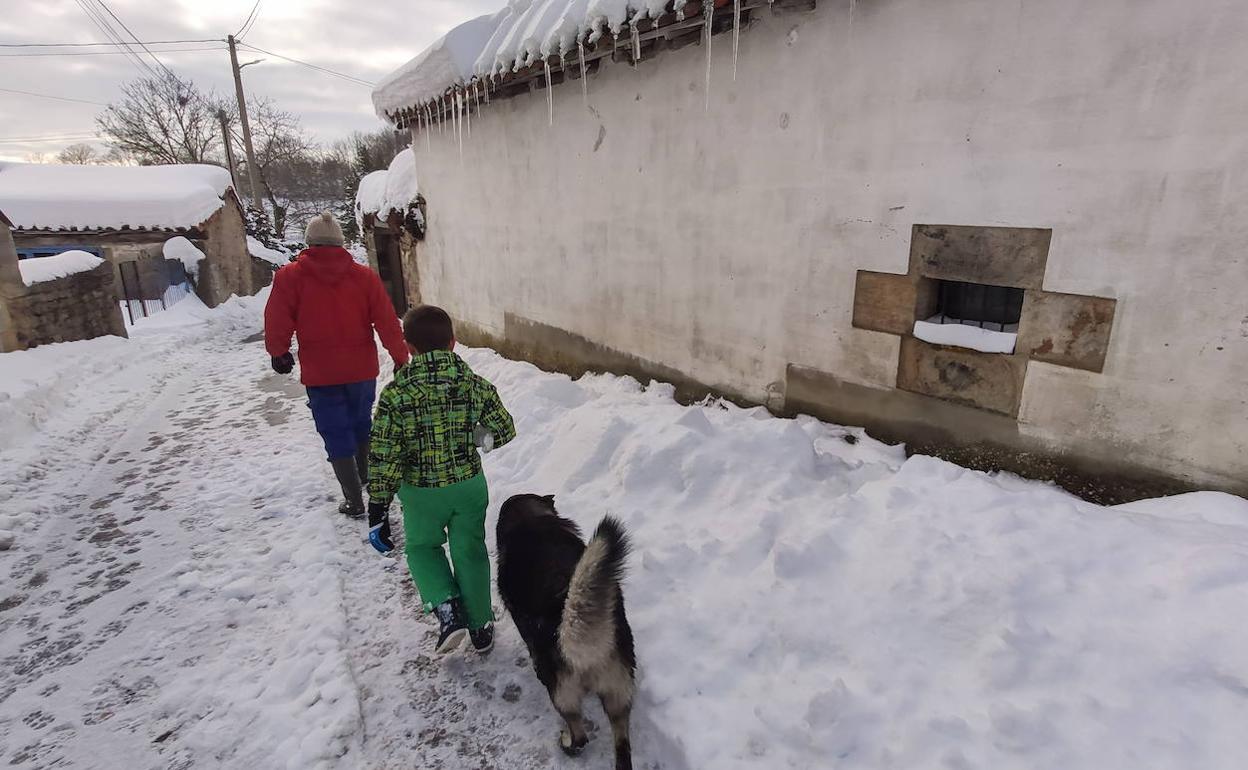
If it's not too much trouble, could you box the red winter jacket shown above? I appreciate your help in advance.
[264,246,410,387]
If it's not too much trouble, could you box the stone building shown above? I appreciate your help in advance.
[0,162,270,309]
[370,0,1248,501]
[0,209,127,352]
[356,148,425,316]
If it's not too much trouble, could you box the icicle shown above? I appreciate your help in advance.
[578,38,589,106]
[474,81,481,118]
[455,90,464,160]
[544,60,554,126]
[424,104,432,151]
[733,0,741,81]
[704,1,714,111]
[631,23,641,67]
[465,86,472,139]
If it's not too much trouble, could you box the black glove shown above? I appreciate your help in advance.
[368,501,394,554]
[271,352,295,374]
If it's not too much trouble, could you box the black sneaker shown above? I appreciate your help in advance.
[432,599,468,654]
[469,624,494,655]
[338,500,365,519]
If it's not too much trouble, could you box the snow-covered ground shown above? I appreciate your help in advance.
[1,291,1246,769]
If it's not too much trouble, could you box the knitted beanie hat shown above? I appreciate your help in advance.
[305,210,345,247]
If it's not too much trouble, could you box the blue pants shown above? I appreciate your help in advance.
[306,380,377,460]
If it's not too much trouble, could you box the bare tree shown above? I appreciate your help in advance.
[97,76,221,165]
[23,152,47,164]
[57,143,99,165]
[221,97,317,236]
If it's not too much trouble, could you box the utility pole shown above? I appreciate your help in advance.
[227,35,266,212]
[217,109,240,195]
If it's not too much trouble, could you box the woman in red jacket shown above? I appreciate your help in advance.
[264,211,410,517]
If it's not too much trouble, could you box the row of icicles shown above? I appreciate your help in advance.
[412,0,787,160]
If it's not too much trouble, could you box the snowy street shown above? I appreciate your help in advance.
[2,293,1247,770]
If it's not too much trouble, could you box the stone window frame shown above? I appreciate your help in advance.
[852,224,1117,417]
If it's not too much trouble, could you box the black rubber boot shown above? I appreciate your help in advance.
[355,440,369,486]
[330,456,365,518]
[432,598,469,654]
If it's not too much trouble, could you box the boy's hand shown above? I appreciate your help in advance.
[271,352,295,374]
[367,502,394,554]
[473,425,495,454]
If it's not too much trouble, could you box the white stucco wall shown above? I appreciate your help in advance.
[407,0,1248,491]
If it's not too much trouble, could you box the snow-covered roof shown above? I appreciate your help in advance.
[373,0,688,121]
[355,149,421,224]
[17,250,105,287]
[0,162,234,232]
[0,208,11,229]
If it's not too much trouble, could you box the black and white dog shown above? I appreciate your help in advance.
[497,494,636,770]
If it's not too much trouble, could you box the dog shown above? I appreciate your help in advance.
[496,494,636,770]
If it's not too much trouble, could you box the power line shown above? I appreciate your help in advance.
[236,0,262,40]
[0,132,101,144]
[73,0,155,78]
[0,39,222,48]
[0,87,107,106]
[90,0,179,82]
[237,42,375,87]
[0,47,227,58]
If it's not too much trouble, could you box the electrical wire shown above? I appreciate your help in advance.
[0,87,108,106]
[0,39,222,48]
[72,0,156,78]
[237,42,375,87]
[235,0,262,40]
[90,0,179,82]
[0,47,226,58]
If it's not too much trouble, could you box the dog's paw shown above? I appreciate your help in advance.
[559,729,588,757]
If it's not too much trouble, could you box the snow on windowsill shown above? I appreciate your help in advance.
[17,250,105,287]
[913,316,1018,354]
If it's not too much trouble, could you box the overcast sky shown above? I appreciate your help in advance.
[0,0,498,161]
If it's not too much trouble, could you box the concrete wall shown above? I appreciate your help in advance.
[405,0,1248,499]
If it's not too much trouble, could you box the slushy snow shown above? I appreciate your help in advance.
[162,236,206,278]
[15,250,104,287]
[1,290,1246,769]
[0,162,233,231]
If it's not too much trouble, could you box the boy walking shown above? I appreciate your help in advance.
[366,305,516,655]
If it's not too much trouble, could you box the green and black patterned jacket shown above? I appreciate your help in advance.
[368,350,516,504]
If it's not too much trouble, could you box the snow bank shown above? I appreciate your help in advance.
[354,149,421,227]
[247,235,291,267]
[0,161,232,231]
[163,236,206,278]
[373,0,689,119]
[914,317,1019,354]
[16,249,104,286]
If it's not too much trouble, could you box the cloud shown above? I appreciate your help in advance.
[0,0,499,161]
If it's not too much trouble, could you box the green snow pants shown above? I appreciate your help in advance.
[397,474,493,630]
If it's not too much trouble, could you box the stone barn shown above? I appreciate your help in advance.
[356,148,426,316]
[370,0,1248,502]
[0,161,272,310]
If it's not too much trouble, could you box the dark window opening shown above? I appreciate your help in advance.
[16,245,103,260]
[934,280,1024,332]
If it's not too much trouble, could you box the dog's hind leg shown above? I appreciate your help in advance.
[552,678,589,756]
[600,687,634,770]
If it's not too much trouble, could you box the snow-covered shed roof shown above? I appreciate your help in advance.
[374,0,771,126]
[0,162,235,233]
[0,209,11,229]
[355,149,421,224]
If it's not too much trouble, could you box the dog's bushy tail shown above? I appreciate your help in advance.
[559,516,630,672]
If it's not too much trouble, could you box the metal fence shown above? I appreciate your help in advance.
[117,258,193,326]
